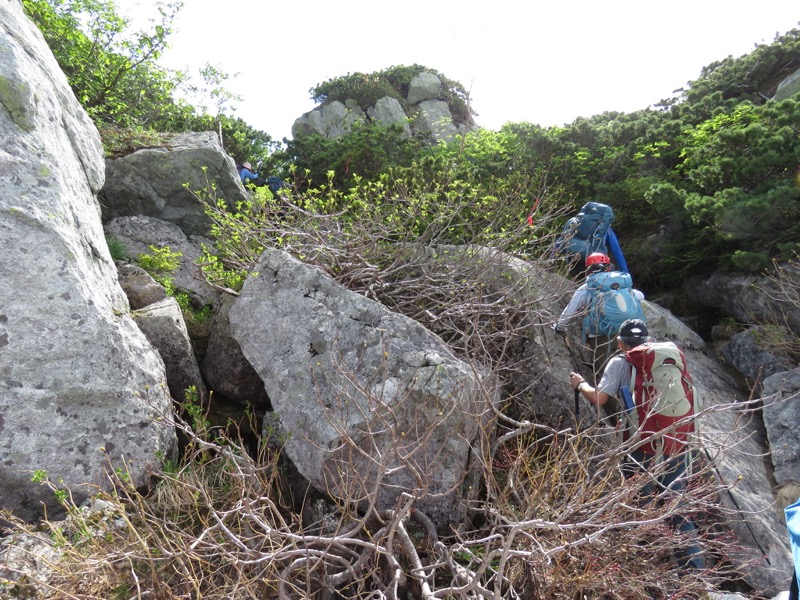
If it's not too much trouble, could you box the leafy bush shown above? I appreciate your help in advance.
[136,245,182,295]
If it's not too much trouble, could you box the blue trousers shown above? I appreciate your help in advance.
[623,450,705,572]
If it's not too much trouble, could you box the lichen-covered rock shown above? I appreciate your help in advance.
[0,0,175,521]
[229,249,496,529]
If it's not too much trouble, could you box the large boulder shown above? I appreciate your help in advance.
[407,72,442,104]
[0,0,175,520]
[367,96,412,138]
[99,132,247,237]
[291,100,367,139]
[414,99,460,143]
[228,249,496,529]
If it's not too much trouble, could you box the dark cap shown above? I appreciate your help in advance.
[619,319,648,344]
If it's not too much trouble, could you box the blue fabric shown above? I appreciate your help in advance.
[619,385,635,414]
[786,496,800,588]
[238,167,260,182]
[605,227,629,274]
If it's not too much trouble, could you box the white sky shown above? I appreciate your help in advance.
[116,0,799,142]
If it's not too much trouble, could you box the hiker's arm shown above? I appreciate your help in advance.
[569,372,610,407]
[557,289,590,329]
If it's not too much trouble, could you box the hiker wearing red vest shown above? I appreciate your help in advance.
[568,318,705,573]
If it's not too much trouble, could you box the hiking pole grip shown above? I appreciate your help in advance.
[574,387,580,422]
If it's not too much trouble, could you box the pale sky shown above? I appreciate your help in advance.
[116,0,799,142]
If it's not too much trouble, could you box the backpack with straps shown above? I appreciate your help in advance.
[621,341,696,456]
[583,271,645,339]
[557,202,614,262]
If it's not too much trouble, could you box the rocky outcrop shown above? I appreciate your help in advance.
[290,99,367,139]
[99,132,247,236]
[228,249,496,529]
[292,71,476,143]
[407,71,442,104]
[104,215,219,309]
[0,0,175,520]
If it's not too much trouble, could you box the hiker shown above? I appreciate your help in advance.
[554,201,629,276]
[553,252,645,372]
[568,319,705,573]
[238,162,267,187]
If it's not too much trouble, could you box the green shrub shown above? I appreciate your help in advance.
[136,245,182,295]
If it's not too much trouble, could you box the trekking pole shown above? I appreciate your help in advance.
[560,331,585,425]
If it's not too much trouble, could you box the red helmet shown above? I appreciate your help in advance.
[585,252,611,268]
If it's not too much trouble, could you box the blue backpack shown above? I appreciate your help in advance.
[557,202,614,263]
[583,271,645,339]
[266,176,287,195]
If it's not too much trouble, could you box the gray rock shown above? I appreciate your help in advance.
[132,297,207,403]
[0,0,175,521]
[367,96,411,138]
[720,326,794,387]
[201,294,269,409]
[415,99,459,143]
[407,72,442,104]
[229,249,496,529]
[685,267,800,336]
[774,66,800,101]
[104,215,219,309]
[115,262,168,309]
[291,100,367,139]
[99,132,247,236]
[762,368,800,489]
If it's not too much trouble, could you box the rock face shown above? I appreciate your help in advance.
[720,326,794,388]
[99,132,247,236]
[228,249,495,528]
[201,294,269,409]
[0,1,175,520]
[685,267,800,336]
[762,369,800,493]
